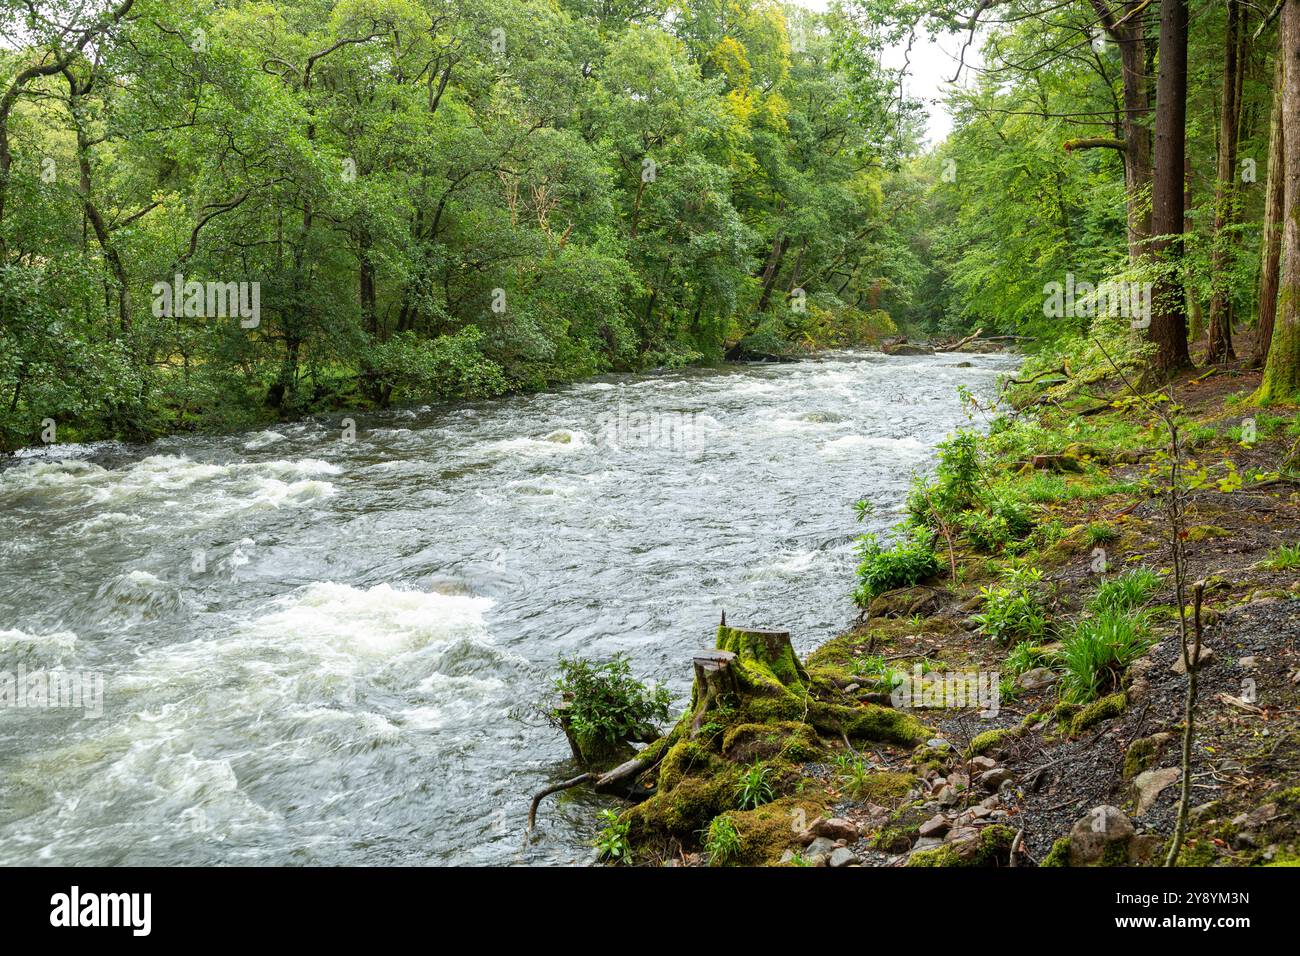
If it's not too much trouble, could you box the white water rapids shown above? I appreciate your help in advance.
[0,351,1015,864]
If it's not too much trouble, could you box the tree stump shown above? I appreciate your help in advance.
[683,624,809,736]
[688,649,738,735]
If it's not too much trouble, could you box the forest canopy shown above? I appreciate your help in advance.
[2,0,1298,451]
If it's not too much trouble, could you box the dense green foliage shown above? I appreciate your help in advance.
[0,0,922,450]
[548,653,670,761]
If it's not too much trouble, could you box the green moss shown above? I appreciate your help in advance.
[1070,692,1127,735]
[966,726,1021,757]
[719,796,826,866]
[905,825,1017,867]
[1041,836,1071,867]
[720,721,821,762]
[808,700,929,746]
[657,739,714,791]
[851,770,917,803]
[628,771,736,837]
[717,625,808,689]
[1185,525,1230,542]
[1123,733,1170,780]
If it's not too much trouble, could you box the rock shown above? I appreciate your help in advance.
[947,772,970,792]
[814,817,859,842]
[882,342,935,356]
[918,814,950,838]
[805,836,837,862]
[912,836,945,851]
[978,767,1014,791]
[1123,732,1174,779]
[1017,667,1058,690]
[778,849,796,864]
[861,804,891,831]
[1171,644,1216,675]
[945,828,983,860]
[967,805,992,819]
[867,585,948,619]
[1239,656,1257,670]
[844,683,860,693]
[926,737,950,750]
[1133,767,1181,816]
[979,794,1001,809]
[937,785,959,807]
[1232,832,1258,851]
[1068,805,1135,866]
[828,847,859,868]
[969,756,998,773]
[1189,802,1218,824]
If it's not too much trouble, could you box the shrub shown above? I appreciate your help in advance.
[704,816,741,865]
[852,527,941,606]
[1059,608,1152,704]
[972,566,1050,644]
[1087,568,1161,614]
[735,762,776,810]
[594,809,633,864]
[1262,544,1300,571]
[548,654,671,764]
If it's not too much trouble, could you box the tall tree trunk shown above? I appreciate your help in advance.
[1252,49,1286,369]
[1092,0,1154,261]
[1207,0,1245,362]
[1185,156,1204,341]
[1257,1,1300,400]
[1148,0,1193,375]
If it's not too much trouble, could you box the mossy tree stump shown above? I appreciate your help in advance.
[685,624,808,736]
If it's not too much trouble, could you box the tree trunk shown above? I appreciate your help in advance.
[1185,156,1204,341]
[1148,0,1193,375]
[1252,49,1287,369]
[1092,0,1154,261]
[1257,0,1300,400]
[1207,0,1244,362]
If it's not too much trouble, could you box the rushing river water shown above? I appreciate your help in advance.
[0,351,1016,866]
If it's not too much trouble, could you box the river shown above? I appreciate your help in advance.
[0,350,1015,865]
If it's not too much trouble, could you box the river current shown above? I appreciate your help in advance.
[0,350,1015,865]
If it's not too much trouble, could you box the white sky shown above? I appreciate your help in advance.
[792,0,981,146]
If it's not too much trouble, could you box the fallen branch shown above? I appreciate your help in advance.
[937,327,984,352]
[526,773,592,835]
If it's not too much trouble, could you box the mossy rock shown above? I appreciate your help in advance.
[1041,836,1071,867]
[905,824,1018,867]
[966,725,1022,757]
[627,771,737,838]
[845,770,917,804]
[1185,526,1230,543]
[717,796,827,866]
[1070,692,1127,736]
[1123,732,1173,780]
[721,721,823,763]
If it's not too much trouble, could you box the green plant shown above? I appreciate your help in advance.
[735,762,776,810]
[548,654,671,764]
[1262,543,1300,571]
[1059,608,1153,704]
[972,566,1050,644]
[594,809,632,864]
[1083,522,1118,546]
[833,753,873,797]
[1004,640,1041,676]
[1087,568,1162,614]
[852,526,941,606]
[703,816,741,865]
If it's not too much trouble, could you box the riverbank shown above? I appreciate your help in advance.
[595,353,1300,867]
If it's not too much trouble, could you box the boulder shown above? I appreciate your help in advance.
[1067,805,1136,866]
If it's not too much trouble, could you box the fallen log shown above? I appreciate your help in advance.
[936,327,983,352]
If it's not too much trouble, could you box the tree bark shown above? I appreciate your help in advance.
[1148,0,1193,375]
[1252,49,1287,369]
[1257,0,1300,399]
[1207,0,1245,362]
[1092,0,1154,261]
